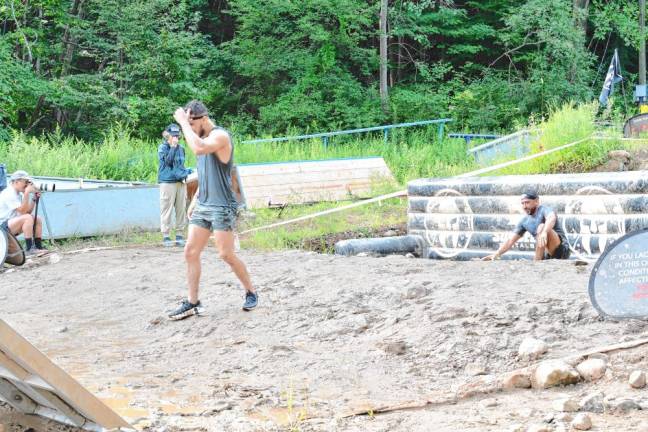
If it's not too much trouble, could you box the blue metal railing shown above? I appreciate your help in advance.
[242,118,453,148]
[447,133,500,146]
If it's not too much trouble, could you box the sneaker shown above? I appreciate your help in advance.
[242,291,258,311]
[162,236,174,247]
[168,299,203,321]
[25,247,48,257]
[175,235,186,247]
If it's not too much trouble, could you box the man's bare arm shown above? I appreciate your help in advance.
[16,186,37,214]
[173,108,229,156]
[483,233,522,260]
[537,211,557,248]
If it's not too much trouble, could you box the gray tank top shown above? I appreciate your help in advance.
[197,126,237,207]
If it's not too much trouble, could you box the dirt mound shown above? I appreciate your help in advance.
[593,148,648,172]
[1,248,647,431]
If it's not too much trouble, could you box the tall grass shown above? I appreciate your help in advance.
[0,126,170,182]
[0,102,638,187]
[0,124,476,184]
[489,102,629,176]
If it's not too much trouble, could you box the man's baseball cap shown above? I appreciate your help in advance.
[521,190,539,200]
[10,170,32,183]
[165,123,181,137]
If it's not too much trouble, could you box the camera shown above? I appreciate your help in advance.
[28,181,56,192]
[36,183,55,192]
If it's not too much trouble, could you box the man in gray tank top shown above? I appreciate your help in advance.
[168,100,258,320]
[483,191,571,261]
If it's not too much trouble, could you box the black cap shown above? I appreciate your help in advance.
[521,190,539,200]
[165,123,181,137]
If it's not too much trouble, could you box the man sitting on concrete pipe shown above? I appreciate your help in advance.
[483,191,571,261]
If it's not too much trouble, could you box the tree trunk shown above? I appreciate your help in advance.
[60,0,85,77]
[379,0,389,114]
[573,0,589,35]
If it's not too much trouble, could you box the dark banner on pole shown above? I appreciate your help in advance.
[599,49,623,107]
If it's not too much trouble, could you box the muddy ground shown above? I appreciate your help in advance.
[1,247,648,431]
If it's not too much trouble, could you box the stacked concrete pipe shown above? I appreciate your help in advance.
[335,171,648,260]
[408,171,648,261]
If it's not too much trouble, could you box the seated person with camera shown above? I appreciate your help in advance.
[0,170,48,255]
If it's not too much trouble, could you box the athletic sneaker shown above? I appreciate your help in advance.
[242,291,258,311]
[25,247,49,257]
[168,299,203,320]
[175,235,186,247]
[163,236,174,247]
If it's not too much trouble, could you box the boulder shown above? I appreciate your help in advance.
[533,360,581,389]
[576,358,607,381]
[518,337,548,360]
[503,370,532,389]
[571,413,592,431]
[579,392,605,413]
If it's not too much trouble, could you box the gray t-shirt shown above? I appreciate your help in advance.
[514,205,565,238]
[197,127,238,208]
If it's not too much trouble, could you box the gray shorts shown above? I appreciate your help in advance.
[189,204,237,232]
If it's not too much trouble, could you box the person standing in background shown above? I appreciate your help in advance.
[158,123,191,247]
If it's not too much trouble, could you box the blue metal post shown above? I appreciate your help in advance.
[322,136,329,149]
[438,122,445,143]
[383,128,389,145]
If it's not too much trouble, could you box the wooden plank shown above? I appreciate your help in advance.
[238,163,389,177]
[244,179,379,196]
[0,365,56,392]
[0,350,30,380]
[0,319,131,429]
[240,168,392,187]
[244,182,379,206]
[238,157,389,176]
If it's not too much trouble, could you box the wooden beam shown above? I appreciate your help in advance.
[0,319,131,429]
[0,350,30,380]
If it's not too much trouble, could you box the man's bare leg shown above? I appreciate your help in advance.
[545,229,561,257]
[8,214,33,239]
[184,224,212,304]
[213,230,255,293]
[534,224,561,260]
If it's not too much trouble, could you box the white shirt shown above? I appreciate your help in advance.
[0,186,22,224]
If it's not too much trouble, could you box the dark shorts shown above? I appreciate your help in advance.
[189,204,237,232]
[547,235,571,260]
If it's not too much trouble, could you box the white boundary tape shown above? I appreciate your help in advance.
[239,135,595,236]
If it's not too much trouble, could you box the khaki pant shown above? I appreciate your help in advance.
[159,182,187,235]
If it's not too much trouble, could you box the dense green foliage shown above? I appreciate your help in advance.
[0,0,641,142]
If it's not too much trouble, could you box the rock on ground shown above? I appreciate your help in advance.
[533,360,581,389]
[575,358,606,381]
[518,337,548,361]
[571,413,592,431]
[630,370,647,389]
